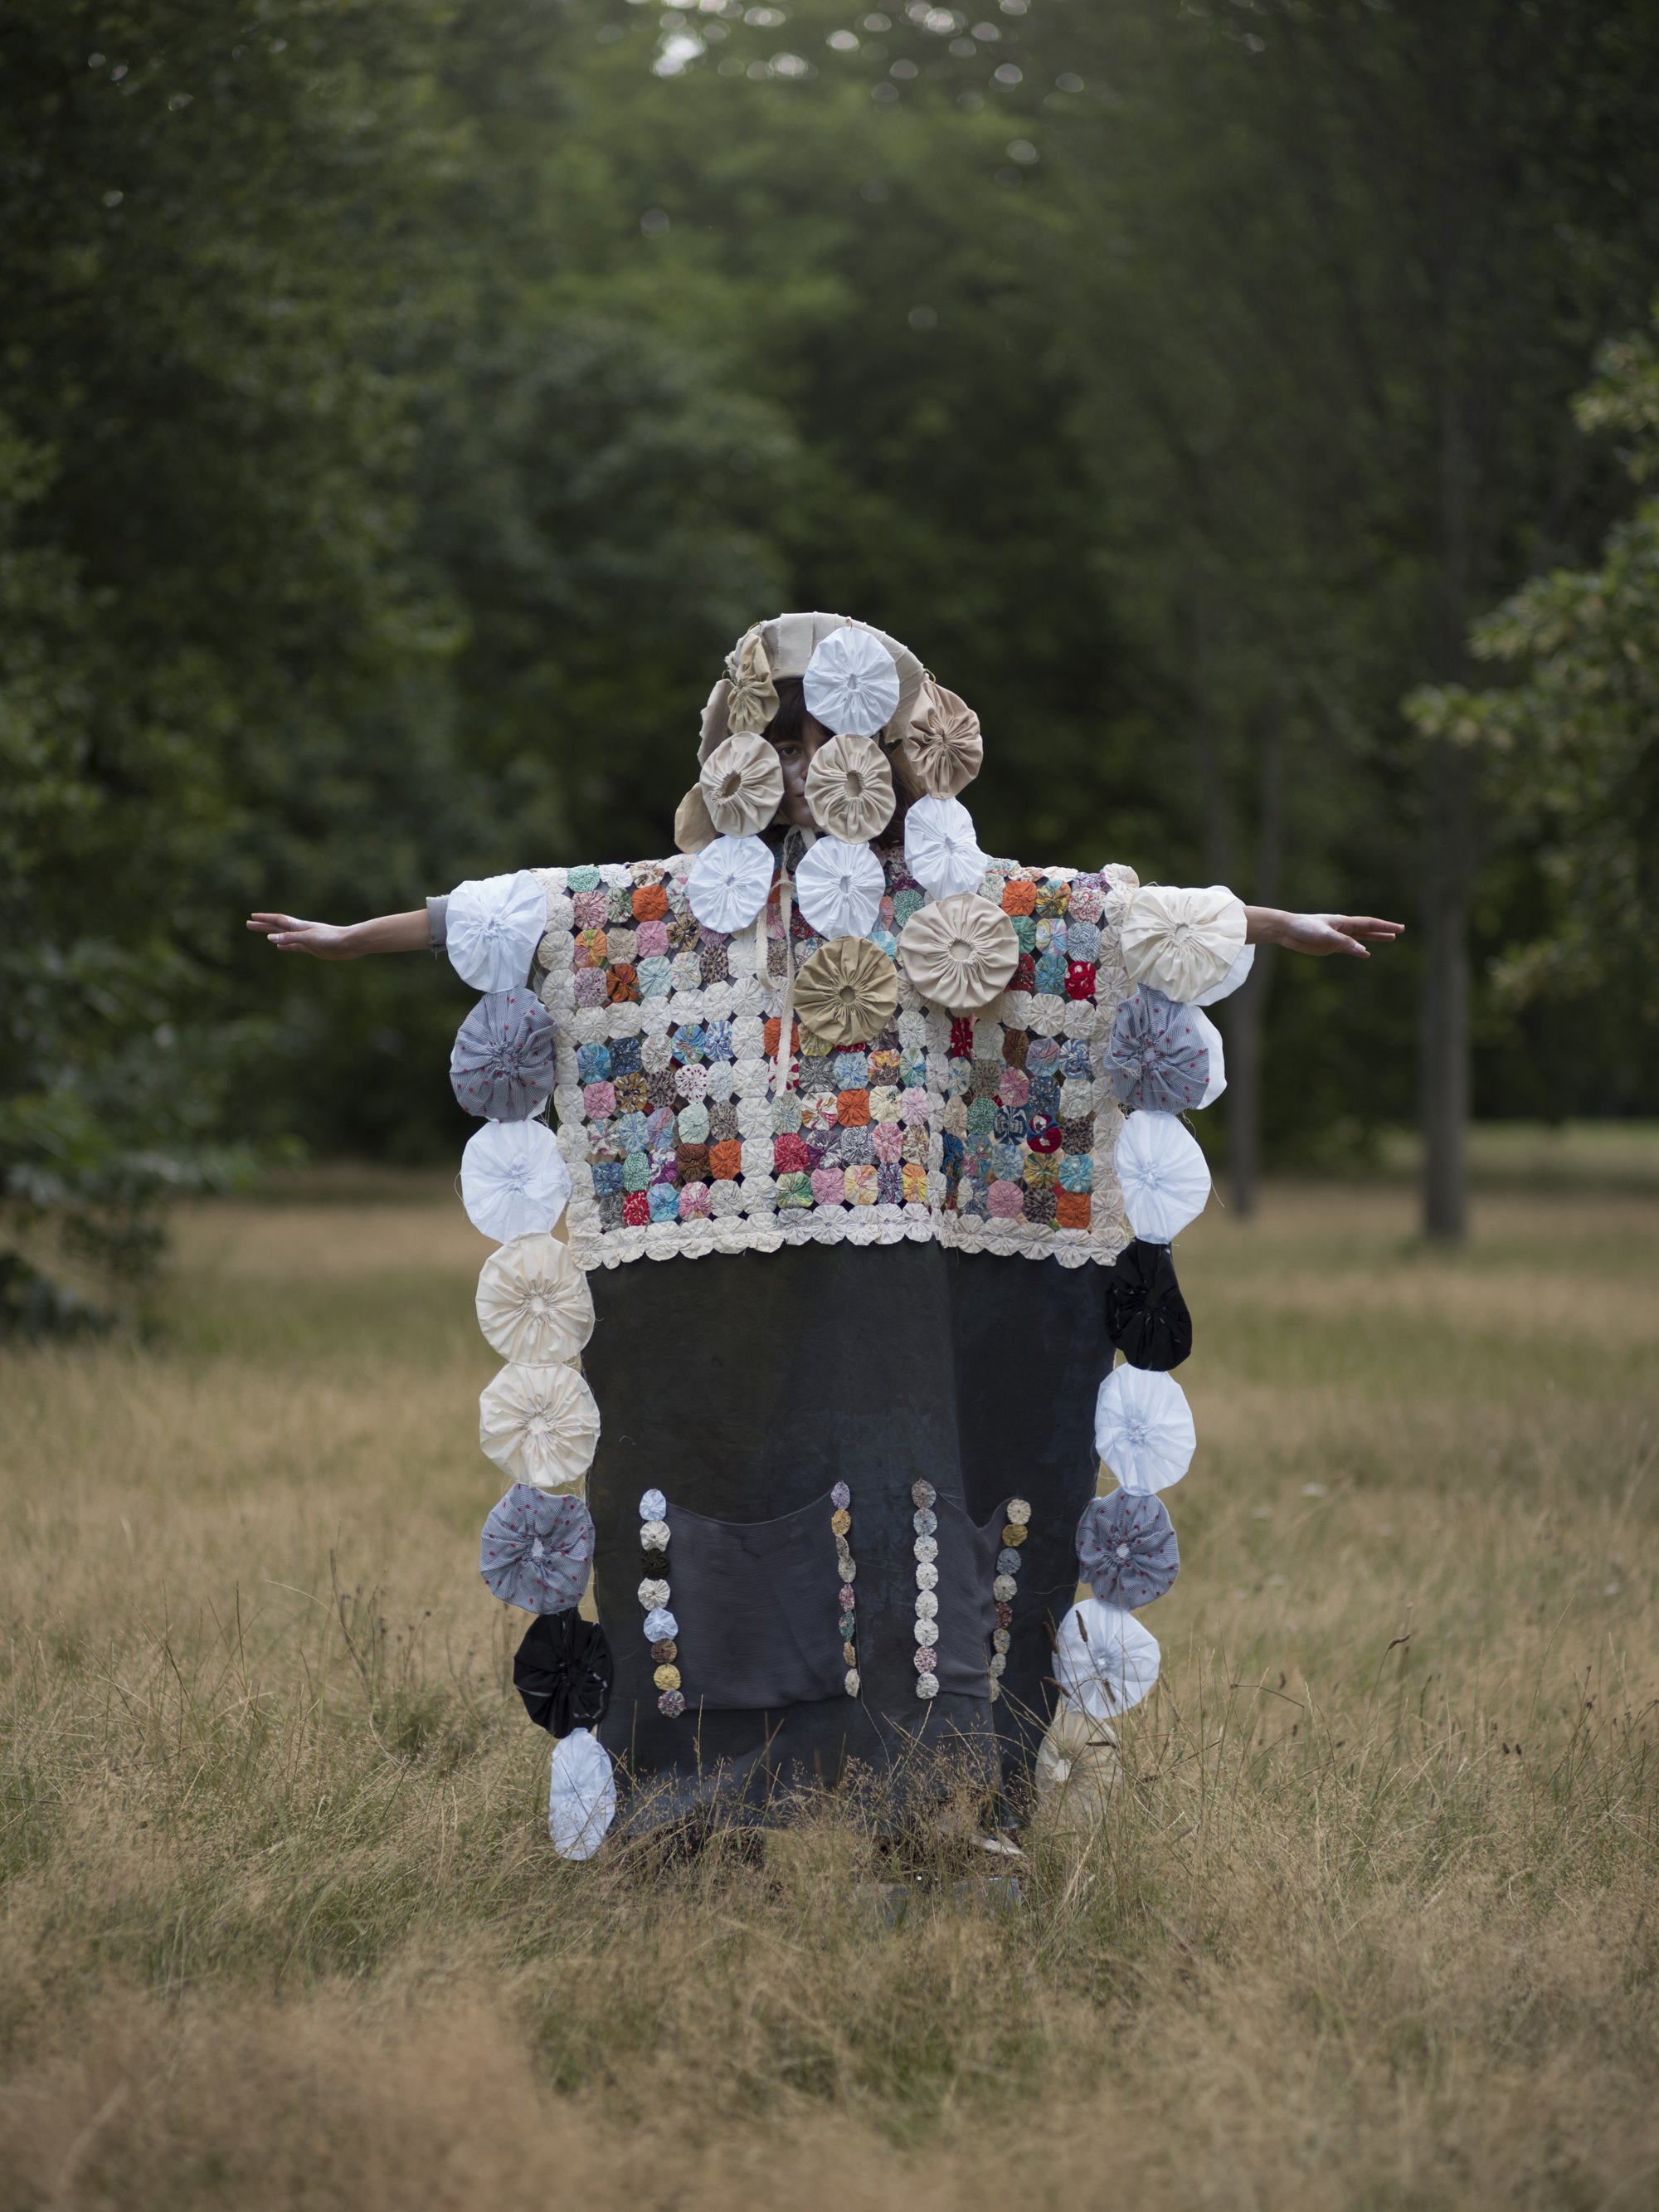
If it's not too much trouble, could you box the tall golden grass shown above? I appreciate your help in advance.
[1,1180,1655,2210]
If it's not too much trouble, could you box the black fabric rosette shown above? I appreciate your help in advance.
[1103,1237,1193,1371]
[513,1611,615,1737]
[1075,1489,1180,1609]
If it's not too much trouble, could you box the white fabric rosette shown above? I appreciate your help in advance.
[479,1359,601,1491]
[1193,942,1256,1006]
[461,1118,572,1243]
[903,794,986,899]
[474,1231,594,1364]
[1192,1007,1227,1108]
[803,623,902,736]
[548,1729,616,1860]
[1093,1364,1196,1493]
[445,870,548,993]
[794,835,885,939]
[1114,1108,1212,1242]
[687,833,774,933]
[1120,884,1248,1003]
[699,731,785,838]
[1053,1600,1160,1718]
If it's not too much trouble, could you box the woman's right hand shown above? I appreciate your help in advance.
[246,913,359,958]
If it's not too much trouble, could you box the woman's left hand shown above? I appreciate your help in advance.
[1244,908,1404,957]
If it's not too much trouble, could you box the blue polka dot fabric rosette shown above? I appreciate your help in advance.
[1075,1490,1180,1610]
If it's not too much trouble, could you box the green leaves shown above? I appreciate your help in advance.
[1408,309,1659,1014]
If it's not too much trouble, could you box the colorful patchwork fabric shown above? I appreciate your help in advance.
[534,852,1139,1269]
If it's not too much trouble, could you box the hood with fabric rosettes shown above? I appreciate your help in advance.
[698,611,926,760]
[683,614,986,892]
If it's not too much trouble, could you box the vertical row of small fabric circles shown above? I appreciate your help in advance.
[447,872,602,1500]
[637,1487,684,1717]
[912,1479,941,1701]
[989,1497,1031,1701]
[831,1482,859,1694]
[1058,883,1252,1726]
[446,872,611,1863]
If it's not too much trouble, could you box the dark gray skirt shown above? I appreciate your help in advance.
[581,1240,1105,1827]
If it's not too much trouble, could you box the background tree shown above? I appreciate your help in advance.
[1409,310,1659,1021]
[0,0,456,1315]
[7,0,1659,1316]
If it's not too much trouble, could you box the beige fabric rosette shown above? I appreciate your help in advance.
[901,675,983,798]
[804,733,895,844]
[724,629,779,734]
[1031,1707,1121,1830]
[897,892,1018,1014]
[699,731,786,839]
[795,935,901,1050]
[479,1360,601,1492]
[475,1233,594,1366]
[1119,884,1248,1004]
[673,783,718,854]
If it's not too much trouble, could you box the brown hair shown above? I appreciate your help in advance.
[763,676,922,847]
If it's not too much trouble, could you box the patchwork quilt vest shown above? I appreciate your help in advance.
[533,847,1141,1273]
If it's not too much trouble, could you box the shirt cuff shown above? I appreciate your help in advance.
[426,894,449,951]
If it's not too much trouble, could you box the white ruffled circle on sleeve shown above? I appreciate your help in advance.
[1192,1007,1227,1107]
[687,833,775,933]
[548,1728,616,1859]
[1120,884,1248,1003]
[1053,1600,1160,1718]
[1193,942,1255,1006]
[1093,1364,1196,1492]
[445,870,550,992]
[1114,1108,1212,1242]
[460,1118,572,1242]
[903,794,986,899]
[803,624,902,737]
[794,835,886,940]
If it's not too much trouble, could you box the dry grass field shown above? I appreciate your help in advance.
[2,1173,1656,2211]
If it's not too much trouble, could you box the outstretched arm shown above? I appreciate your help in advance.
[246,909,431,959]
[1244,908,1404,958]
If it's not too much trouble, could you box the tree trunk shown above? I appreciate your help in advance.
[1419,734,1471,1241]
[1421,263,1477,1244]
[1227,949,1271,1219]
[1227,715,1282,1219]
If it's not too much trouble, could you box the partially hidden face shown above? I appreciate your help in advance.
[769,719,832,829]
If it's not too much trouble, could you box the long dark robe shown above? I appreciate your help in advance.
[581,1241,1104,1826]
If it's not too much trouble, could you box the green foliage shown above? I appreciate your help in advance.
[7,0,1659,1284]
[1410,312,1659,1013]
[0,0,455,1298]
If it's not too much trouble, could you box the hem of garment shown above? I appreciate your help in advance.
[604,1692,1005,1835]
[565,1213,1130,1270]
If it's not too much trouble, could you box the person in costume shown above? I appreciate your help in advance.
[251,613,1400,1858]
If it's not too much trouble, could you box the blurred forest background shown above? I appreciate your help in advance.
[5,0,1659,1315]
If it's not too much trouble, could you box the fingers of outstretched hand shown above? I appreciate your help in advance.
[246,914,329,954]
[1309,914,1405,956]
[1333,915,1405,942]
